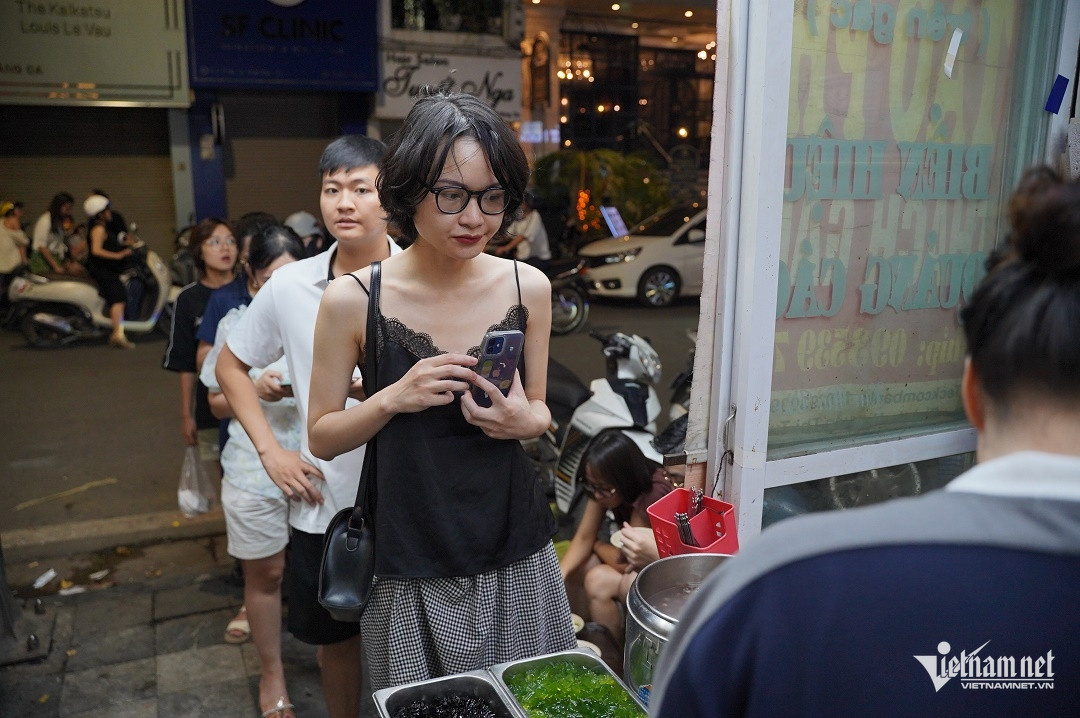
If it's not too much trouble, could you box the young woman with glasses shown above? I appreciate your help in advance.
[559,430,675,644]
[307,88,576,691]
[161,217,246,643]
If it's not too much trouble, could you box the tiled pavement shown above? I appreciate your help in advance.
[0,535,345,717]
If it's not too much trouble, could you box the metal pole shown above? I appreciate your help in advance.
[0,534,52,666]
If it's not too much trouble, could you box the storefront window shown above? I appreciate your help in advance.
[557,32,639,151]
[762,452,974,528]
[392,0,503,34]
[768,0,1064,457]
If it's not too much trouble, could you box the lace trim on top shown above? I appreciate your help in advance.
[378,304,528,360]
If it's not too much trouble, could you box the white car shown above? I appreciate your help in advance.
[578,203,707,307]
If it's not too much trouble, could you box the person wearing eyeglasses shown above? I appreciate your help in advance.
[559,430,674,645]
[164,218,239,452]
[307,89,576,692]
[163,217,248,643]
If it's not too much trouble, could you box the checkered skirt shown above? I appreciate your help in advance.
[361,542,577,691]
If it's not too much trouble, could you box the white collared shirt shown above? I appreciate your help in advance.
[226,238,401,533]
[946,451,1080,503]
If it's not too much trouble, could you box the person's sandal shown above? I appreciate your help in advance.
[260,696,296,718]
[224,606,250,644]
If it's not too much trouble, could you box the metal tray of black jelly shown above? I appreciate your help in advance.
[373,669,525,718]
[489,648,647,716]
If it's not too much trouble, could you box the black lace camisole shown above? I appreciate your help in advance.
[358,261,556,579]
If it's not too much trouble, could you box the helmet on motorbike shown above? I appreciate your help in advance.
[83,194,110,218]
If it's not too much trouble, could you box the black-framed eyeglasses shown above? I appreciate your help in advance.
[583,481,618,498]
[428,185,509,215]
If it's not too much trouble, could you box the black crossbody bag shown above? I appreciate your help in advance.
[317,262,381,622]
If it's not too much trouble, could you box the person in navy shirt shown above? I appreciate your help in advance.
[651,165,1080,717]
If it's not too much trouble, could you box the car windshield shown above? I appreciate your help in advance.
[630,204,704,236]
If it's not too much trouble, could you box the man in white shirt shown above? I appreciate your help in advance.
[0,200,29,273]
[495,192,551,264]
[216,136,400,718]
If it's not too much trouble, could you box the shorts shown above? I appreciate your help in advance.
[197,428,220,462]
[221,481,289,561]
[285,529,364,646]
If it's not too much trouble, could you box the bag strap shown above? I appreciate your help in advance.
[365,261,381,406]
[344,261,381,512]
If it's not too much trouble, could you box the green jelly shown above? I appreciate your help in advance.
[505,662,645,718]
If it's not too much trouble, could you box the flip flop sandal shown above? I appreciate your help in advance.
[261,696,296,718]
[224,606,250,644]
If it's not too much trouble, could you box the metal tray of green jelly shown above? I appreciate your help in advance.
[374,669,525,718]
[489,648,647,717]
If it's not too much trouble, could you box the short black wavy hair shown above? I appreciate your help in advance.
[377,89,529,243]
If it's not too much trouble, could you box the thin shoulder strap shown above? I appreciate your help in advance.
[512,259,525,331]
[345,272,369,296]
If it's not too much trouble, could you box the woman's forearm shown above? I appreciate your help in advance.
[308,385,395,460]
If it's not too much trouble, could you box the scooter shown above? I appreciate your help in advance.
[6,241,172,348]
[526,330,664,515]
[547,257,590,336]
[650,329,696,457]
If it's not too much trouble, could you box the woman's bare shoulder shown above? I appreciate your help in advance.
[322,268,372,312]
[512,260,551,303]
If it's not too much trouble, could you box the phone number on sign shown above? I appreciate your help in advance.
[774,327,965,377]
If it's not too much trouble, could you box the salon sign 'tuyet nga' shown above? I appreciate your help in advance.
[377,51,521,122]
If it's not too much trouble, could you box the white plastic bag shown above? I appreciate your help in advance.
[178,445,216,517]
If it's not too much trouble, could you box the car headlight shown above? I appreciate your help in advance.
[601,247,642,264]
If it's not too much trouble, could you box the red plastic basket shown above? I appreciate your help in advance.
[647,488,739,558]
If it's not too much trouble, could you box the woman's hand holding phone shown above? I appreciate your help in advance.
[460,368,535,439]
[384,353,477,414]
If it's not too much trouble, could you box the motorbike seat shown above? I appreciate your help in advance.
[546,357,591,415]
[543,257,581,277]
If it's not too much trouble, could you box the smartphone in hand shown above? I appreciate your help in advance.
[471,329,525,408]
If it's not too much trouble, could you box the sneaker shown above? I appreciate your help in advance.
[109,335,136,349]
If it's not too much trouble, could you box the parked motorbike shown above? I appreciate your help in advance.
[546,257,590,336]
[650,329,696,457]
[646,331,928,523]
[6,241,172,348]
[526,330,664,515]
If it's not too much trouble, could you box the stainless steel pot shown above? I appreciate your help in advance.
[624,552,729,705]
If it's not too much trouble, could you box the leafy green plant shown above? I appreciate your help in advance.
[532,149,671,239]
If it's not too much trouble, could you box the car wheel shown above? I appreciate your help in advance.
[637,266,681,307]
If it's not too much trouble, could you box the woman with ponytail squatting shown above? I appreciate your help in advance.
[307,89,576,691]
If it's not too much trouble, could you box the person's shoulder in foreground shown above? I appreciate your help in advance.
[649,467,1080,718]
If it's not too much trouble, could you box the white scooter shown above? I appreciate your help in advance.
[6,241,172,348]
[527,330,664,515]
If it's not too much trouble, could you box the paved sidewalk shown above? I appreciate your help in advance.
[0,531,337,717]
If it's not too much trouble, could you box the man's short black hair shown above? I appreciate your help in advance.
[319,135,387,177]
